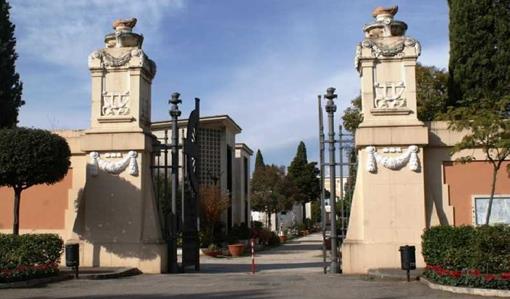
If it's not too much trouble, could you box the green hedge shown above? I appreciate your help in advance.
[0,234,63,283]
[422,225,510,290]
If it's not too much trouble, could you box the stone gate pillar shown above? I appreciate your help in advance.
[341,7,428,273]
[77,18,166,273]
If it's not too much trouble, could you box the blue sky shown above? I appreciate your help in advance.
[10,0,449,167]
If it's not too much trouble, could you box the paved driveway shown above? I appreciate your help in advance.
[1,233,495,298]
[200,233,326,274]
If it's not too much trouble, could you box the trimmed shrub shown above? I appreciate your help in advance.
[0,234,63,282]
[252,221,263,229]
[268,232,281,246]
[227,223,251,244]
[422,225,510,290]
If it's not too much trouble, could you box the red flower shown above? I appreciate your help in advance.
[483,274,497,282]
[448,270,461,278]
[500,272,510,280]
[467,269,481,277]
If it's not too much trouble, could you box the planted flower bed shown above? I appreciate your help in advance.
[0,234,63,283]
[422,225,510,290]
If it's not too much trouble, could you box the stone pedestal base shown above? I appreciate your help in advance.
[342,240,424,274]
[80,241,167,273]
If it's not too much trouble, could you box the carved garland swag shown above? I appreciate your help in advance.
[89,151,138,176]
[366,145,420,172]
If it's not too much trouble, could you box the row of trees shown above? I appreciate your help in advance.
[251,143,320,229]
[342,0,510,225]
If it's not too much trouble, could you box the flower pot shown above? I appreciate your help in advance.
[279,235,287,243]
[228,243,245,257]
[201,249,221,257]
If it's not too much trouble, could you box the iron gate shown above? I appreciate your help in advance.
[151,95,201,273]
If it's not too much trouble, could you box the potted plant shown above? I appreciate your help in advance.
[228,243,244,257]
[237,223,251,247]
[202,244,222,257]
[227,232,244,257]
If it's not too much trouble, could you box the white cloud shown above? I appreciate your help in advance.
[11,0,184,68]
[204,51,359,160]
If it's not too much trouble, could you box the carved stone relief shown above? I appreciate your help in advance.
[374,81,406,108]
[102,91,130,116]
[366,145,420,172]
[104,153,123,158]
[88,49,146,68]
[89,151,138,176]
[382,147,402,153]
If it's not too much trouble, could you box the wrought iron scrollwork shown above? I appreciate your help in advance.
[184,98,200,195]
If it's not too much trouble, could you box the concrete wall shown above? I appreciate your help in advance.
[0,172,72,231]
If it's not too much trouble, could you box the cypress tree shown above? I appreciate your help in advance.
[254,149,265,171]
[0,0,23,128]
[287,141,320,222]
[448,0,510,107]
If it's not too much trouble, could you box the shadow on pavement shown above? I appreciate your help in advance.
[200,262,325,274]
[255,243,320,255]
[35,289,270,299]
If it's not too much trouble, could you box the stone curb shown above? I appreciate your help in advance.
[420,277,510,297]
[0,273,73,289]
[367,268,422,281]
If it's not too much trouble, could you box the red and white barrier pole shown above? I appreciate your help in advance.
[251,238,256,274]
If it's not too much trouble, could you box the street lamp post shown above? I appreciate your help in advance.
[169,92,182,273]
[324,87,339,273]
[318,95,327,274]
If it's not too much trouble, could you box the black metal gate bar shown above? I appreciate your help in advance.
[338,126,354,241]
[150,93,201,274]
[182,98,200,272]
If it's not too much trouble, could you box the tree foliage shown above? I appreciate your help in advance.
[0,128,71,234]
[342,96,362,133]
[251,164,295,227]
[287,142,320,204]
[254,149,265,171]
[0,0,24,128]
[199,184,230,243]
[416,64,448,121]
[448,0,510,108]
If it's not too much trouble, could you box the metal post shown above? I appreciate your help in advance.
[318,95,327,274]
[164,130,169,232]
[169,92,182,273]
[181,129,186,231]
[324,87,339,273]
[339,125,345,241]
[251,238,256,274]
